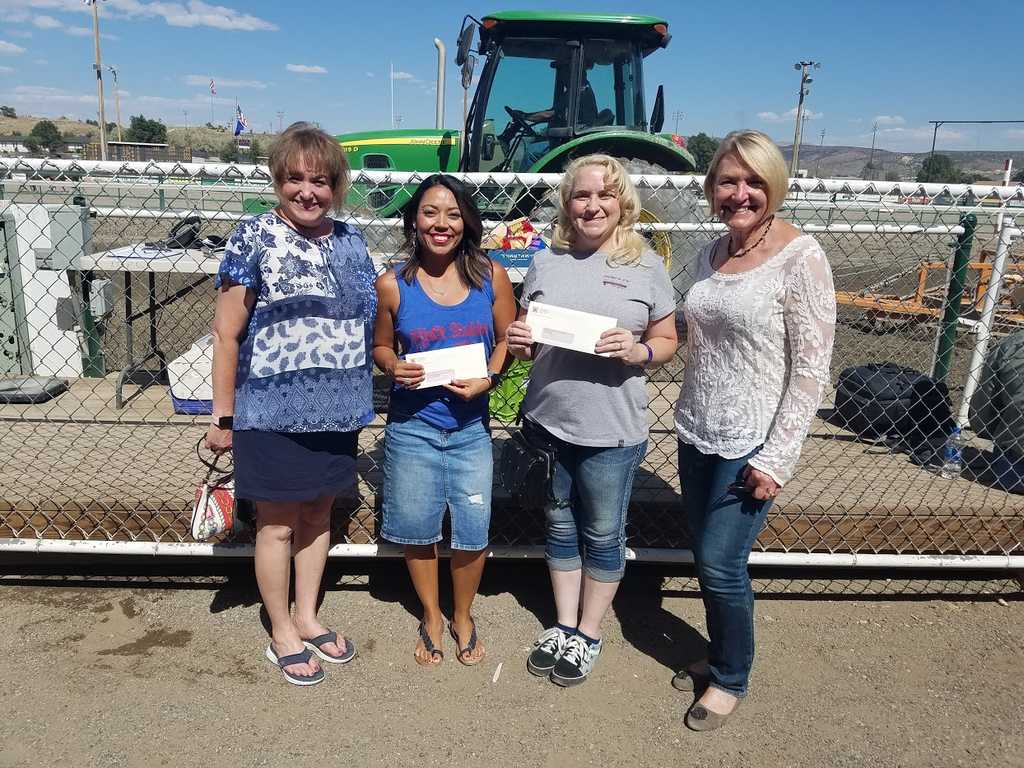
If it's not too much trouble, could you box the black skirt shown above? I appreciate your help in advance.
[232,429,359,502]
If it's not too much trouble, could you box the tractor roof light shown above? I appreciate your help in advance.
[481,18,498,29]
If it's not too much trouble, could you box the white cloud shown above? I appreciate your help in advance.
[0,41,27,55]
[1006,128,1024,140]
[0,66,14,75]
[4,85,95,105]
[32,15,62,29]
[365,71,374,78]
[391,70,415,81]
[63,26,119,40]
[757,107,822,123]
[287,64,327,74]
[8,30,33,39]
[3,0,278,32]
[873,115,905,127]
[185,74,266,89]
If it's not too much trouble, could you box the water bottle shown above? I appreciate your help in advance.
[939,426,965,480]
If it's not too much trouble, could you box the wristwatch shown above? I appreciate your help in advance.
[487,371,503,389]
[212,415,234,430]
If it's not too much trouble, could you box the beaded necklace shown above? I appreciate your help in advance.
[727,215,775,258]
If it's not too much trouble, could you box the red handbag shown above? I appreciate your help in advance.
[190,439,235,541]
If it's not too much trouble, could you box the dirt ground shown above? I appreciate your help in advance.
[0,561,1021,768]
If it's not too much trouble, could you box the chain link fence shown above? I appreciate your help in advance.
[1,158,1022,567]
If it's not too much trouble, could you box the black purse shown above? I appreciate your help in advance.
[499,419,556,509]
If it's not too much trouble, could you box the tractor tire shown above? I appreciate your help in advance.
[615,158,709,302]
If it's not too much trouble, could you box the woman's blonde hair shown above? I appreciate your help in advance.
[268,121,350,212]
[552,154,647,267]
[703,130,790,217]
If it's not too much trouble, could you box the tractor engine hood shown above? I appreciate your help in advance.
[336,129,461,174]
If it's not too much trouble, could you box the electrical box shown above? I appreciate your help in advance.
[88,277,114,318]
[34,207,91,270]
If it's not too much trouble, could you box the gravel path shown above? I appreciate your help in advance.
[0,562,1021,768]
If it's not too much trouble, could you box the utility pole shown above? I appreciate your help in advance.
[390,61,396,129]
[814,128,825,177]
[276,111,284,133]
[790,60,820,176]
[672,110,684,134]
[107,65,123,142]
[88,0,108,160]
[865,121,879,180]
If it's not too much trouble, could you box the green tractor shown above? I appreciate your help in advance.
[338,10,700,277]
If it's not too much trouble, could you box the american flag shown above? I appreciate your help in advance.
[209,79,216,96]
[234,105,248,136]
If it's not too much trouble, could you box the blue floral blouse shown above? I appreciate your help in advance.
[215,212,377,433]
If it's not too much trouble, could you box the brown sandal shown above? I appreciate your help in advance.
[414,621,443,667]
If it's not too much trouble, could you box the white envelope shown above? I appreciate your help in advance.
[526,301,617,356]
[405,342,489,389]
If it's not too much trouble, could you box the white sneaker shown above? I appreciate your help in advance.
[527,626,571,676]
[550,634,602,687]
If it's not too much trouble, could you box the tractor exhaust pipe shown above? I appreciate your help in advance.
[433,37,446,129]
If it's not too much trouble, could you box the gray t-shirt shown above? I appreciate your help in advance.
[520,247,676,447]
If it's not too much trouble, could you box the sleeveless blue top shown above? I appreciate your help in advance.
[390,264,495,430]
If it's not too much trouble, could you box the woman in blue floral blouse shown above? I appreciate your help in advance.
[205,123,376,686]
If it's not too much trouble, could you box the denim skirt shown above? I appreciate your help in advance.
[380,415,492,551]
[233,429,358,502]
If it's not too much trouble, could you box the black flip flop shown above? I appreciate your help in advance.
[304,630,356,664]
[264,644,324,686]
[449,618,484,666]
[415,621,443,666]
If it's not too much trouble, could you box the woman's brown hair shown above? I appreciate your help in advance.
[268,121,350,211]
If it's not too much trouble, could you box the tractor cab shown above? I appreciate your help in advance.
[459,12,673,173]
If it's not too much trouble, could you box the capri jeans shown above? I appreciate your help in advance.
[678,440,773,698]
[525,419,647,583]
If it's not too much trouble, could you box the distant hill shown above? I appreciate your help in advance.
[780,144,1024,181]
[0,115,277,158]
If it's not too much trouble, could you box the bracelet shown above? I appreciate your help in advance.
[640,342,653,367]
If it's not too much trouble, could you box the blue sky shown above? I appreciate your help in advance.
[1,0,1022,152]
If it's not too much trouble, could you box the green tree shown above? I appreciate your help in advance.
[884,169,901,182]
[25,119,63,154]
[0,105,16,119]
[687,132,719,173]
[124,114,168,144]
[219,139,240,163]
[917,154,964,184]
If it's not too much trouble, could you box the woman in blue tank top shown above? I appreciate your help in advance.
[373,174,516,667]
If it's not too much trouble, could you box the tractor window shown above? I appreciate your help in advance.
[580,40,642,131]
[479,37,569,173]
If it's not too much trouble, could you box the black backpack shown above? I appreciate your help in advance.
[834,363,954,448]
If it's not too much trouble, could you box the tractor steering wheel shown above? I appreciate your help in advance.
[504,105,541,139]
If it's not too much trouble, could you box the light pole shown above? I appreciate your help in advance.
[672,110,684,134]
[814,128,825,178]
[107,65,123,142]
[790,60,820,176]
[276,111,284,133]
[87,0,108,160]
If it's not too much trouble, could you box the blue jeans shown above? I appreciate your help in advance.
[381,415,493,551]
[526,419,647,583]
[678,441,773,698]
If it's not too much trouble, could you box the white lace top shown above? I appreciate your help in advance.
[674,234,836,485]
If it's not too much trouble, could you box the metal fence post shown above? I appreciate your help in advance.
[932,213,976,383]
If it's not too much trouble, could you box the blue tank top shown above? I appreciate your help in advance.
[390,264,496,430]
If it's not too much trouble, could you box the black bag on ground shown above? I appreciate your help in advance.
[499,420,556,509]
[834,363,954,447]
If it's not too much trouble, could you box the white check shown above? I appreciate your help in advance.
[526,301,617,356]
[405,342,489,389]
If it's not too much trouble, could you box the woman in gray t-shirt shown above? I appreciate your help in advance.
[507,154,678,687]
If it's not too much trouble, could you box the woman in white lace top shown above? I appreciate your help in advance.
[673,130,836,731]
